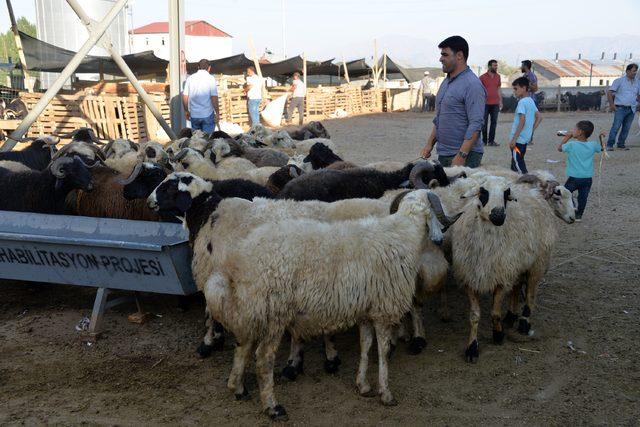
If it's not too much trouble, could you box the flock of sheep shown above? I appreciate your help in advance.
[0,123,577,421]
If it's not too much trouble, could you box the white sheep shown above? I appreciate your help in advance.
[292,137,337,156]
[201,189,451,419]
[438,175,558,362]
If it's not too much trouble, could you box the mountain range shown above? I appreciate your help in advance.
[309,34,640,68]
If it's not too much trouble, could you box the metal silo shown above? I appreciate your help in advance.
[35,0,130,88]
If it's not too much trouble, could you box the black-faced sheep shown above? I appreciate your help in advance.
[0,156,93,214]
[303,142,344,169]
[0,136,59,170]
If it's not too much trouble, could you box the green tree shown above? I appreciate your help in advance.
[1,17,36,62]
[497,59,519,77]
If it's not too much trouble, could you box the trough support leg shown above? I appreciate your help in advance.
[87,287,111,340]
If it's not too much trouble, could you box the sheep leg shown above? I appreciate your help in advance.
[197,311,225,358]
[491,286,508,345]
[519,273,540,336]
[323,335,341,374]
[503,283,521,329]
[227,341,254,401]
[374,322,398,406]
[407,302,427,355]
[255,335,288,421]
[282,335,304,381]
[465,287,481,363]
[356,322,376,397]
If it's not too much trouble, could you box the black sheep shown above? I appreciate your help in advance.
[265,164,303,194]
[303,142,343,169]
[0,156,93,214]
[288,121,330,140]
[0,137,58,170]
[278,164,415,202]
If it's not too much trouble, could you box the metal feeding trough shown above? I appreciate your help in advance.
[0,211,196,338]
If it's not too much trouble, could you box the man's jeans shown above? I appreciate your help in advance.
[191,113,215,134]
[248,99,261,126]
[564,177,592,217]
[438,151,483,168]
[482,104,500,144]
[607,106,635,148]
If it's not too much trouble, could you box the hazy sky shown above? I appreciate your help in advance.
[2,0,639,64]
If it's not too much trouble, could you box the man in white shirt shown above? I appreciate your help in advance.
[244,66,264,126]
[420,71,431,112]
[285,72,306,125]
[606,63,639,150]
[182,59,219,134]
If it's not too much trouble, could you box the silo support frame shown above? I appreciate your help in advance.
[0,0,177,152]
[65,0,176,141]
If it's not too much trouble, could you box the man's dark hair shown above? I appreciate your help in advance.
[576,120,594,138]
[438,35,469,61]
[512,76,530,89]
[198,59,210,70]
[521,60,532,70]
[488,59,497,67]
[626,63,638,72]
[247,66,256,73]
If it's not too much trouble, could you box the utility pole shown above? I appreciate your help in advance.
[281,0,287,59]
[168,0,186,133]
[6,0,32,92]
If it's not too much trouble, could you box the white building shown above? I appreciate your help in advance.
[129,20,232,62]
[35,0,130,88]
[533,59,625,87]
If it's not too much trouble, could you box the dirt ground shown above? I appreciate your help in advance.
[1,111,639,425]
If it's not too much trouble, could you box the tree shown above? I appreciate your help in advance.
[497,59,519,77]
[1,17,36,62]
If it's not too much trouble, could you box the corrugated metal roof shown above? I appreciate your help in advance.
[534,59,624,78]
[130,20,232,38]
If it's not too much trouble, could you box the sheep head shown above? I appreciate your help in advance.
[516,173,575,224]
[461,176,515,226]
[120,162,167,200]
[147,172,214,221]
[391,189,462,245]
[50,156,94,192]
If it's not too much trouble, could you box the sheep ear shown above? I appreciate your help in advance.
[428,178,439,189]
[288,165,300,178]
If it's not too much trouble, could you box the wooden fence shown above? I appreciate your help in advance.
[14,85,386,142]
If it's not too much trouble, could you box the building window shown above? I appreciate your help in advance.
[599,79,604,85]
[161,38,165,46]
[145,38,149,46]
[576,80,581,87]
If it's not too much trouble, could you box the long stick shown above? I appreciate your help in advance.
[342,55,350,84]
[6,0,32,92]
[373,39,378,88]
[0,0,129,151]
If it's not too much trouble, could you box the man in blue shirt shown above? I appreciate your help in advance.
[182,59,220,134]
[606,63,639,150]
[421,35,486,168]
[521,60,539,102]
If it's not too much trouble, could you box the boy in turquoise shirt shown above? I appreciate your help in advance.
[508,77,542,174]
[557,120,606,221]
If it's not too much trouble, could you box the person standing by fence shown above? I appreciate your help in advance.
[606,63,639,151]
[480,59,502,146]
[521,60,538,102]
[285,72,306,125]
[182,59,219,134]
[421,35,486,168]
[244,66,264,126]
[420,71,431,112]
